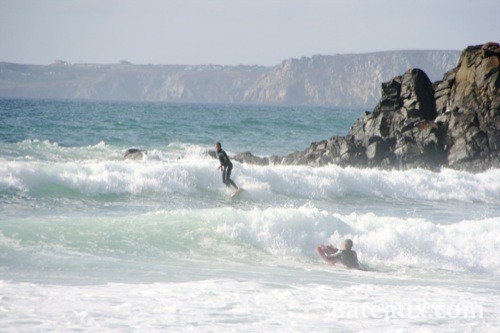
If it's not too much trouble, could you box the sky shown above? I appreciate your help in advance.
[0,0,499,66]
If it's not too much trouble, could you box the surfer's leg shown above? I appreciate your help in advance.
[228,179,238,189]
[222,168,229,186]
[226,165,238,189]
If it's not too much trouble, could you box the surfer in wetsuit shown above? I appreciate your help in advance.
[321,239,360,269]
[215,142,239,190]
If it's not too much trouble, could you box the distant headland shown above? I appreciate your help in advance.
[0,50,459,107]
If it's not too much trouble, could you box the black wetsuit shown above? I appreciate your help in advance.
[328,249,359,269]
[217,148,238,189]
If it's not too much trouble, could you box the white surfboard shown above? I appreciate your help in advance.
[231,188,241,198]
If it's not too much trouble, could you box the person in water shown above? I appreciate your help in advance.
[321,239,360,269]
[215,142,239,190]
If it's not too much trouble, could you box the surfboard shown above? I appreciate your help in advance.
[317,245,337,265]
[231,188,242,199]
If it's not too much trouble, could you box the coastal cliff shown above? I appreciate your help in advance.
[234,43,499,172]
[0,50,458,107]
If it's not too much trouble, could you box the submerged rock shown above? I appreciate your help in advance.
[124,148,145,160]
[233,152,270,166]
[235,43,499,172]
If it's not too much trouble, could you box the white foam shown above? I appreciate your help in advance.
[0,279,496,332]
[238,164,500,203]
[0,158,220,195]
[2,139,499,203]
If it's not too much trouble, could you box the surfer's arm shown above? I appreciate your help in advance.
[352,252,360,269]
[321,245,339,258]
[217,155,225,170]
[326,250,344,262]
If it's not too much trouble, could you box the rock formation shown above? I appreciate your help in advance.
[124,148,145,160]
[234,43,499,172]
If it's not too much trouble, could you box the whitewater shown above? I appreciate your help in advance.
[1,99,499,332]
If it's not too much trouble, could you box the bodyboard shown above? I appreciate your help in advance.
[317,245,337,265]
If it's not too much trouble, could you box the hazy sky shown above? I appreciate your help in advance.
[1,0,499,66]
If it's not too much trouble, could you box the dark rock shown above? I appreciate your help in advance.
[206,150,217,159]
[366,139,389,163]
[400,68,437,121]
[373,77,403,116]
[441,43,500,170]
[434,68,457,114]
[233,152,270,166]
[124,148,145,160]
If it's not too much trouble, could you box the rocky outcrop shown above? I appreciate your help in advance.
[436,43,500,170]
[234,43,499,172]
[124,148,145,160]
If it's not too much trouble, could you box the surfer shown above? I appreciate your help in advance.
[215,142,239,190]
[320,239,360,269]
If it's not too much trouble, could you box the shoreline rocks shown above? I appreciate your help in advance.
[234,43,499,172]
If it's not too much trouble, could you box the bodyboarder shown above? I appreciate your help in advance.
[319,239,360,269]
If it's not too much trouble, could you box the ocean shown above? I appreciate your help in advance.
[1,99,499,332]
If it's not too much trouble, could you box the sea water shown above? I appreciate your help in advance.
[0,99,499,332]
